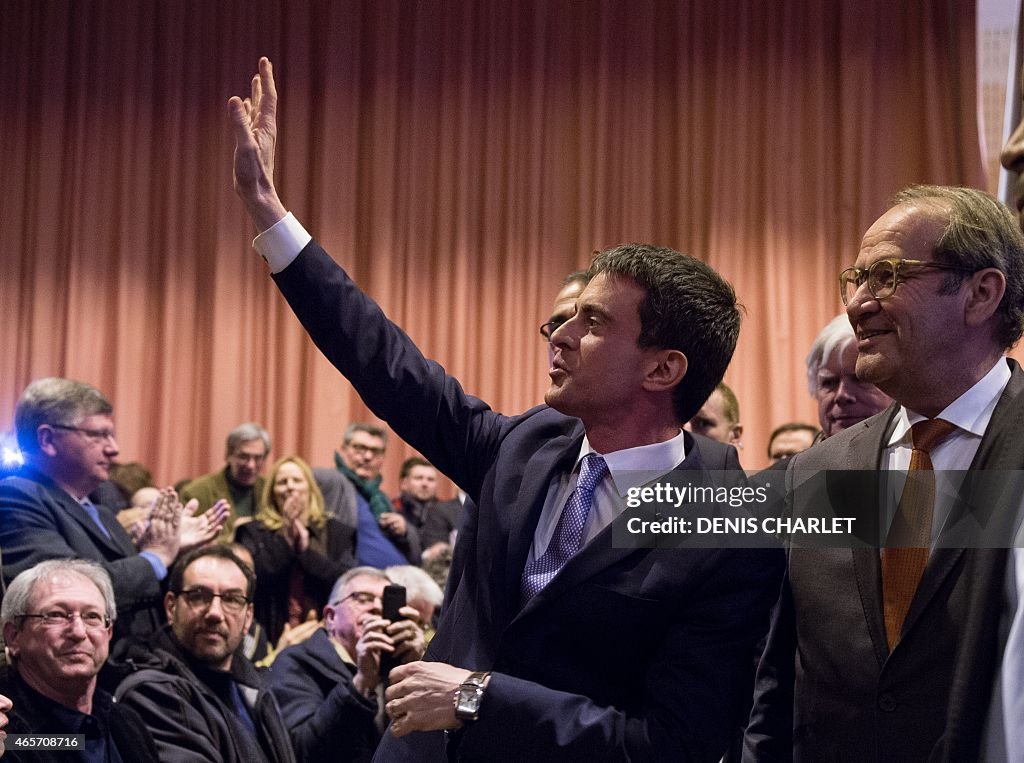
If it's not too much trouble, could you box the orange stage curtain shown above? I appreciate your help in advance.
[0,0,984,482]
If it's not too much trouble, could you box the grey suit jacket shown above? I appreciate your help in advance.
[745,359,1024,762]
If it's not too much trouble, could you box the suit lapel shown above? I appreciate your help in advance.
[24,467,129,555]
[844,406,897,664]
[501,430,584,612]
[514,433,711,619]
[901,361,1024,646]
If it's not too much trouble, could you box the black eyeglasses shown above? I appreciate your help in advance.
[539,319,568,341]
[839,258,977,306]
[51,424,117,443]
[175,587,250,613]
[346,443,385,458]
[19,610,111,630]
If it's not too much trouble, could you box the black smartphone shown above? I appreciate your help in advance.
[381,584,406,622]
[379,584,406,679]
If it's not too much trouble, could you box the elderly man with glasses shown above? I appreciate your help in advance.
[266,566,426,763]
[111,546,295,763]
[0,559,158,762]
[745,185,1024,762]
[0,378,226,649]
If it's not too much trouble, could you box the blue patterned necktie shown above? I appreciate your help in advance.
[521,453,609,602]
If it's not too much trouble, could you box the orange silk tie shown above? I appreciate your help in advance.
[881,418,958,649]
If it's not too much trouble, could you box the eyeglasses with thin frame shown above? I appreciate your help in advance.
[175,587,250,614]
[838,258,977,306]
[19,610,111,630]
[51,424,117,444]
[333,590,381,607]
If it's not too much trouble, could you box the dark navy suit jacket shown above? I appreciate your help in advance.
[273,241,784,761]
[0,466,164,644]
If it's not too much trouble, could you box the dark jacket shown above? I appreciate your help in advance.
[0,665,158,763]
[745,364,1024,762]
[0,466,164,646]
[266,627,380,762]
[110,628,296,763]
[274,240,783,762]
[394,493,463,550]
[235,518,355,644]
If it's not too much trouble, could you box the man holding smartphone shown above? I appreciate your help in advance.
[267,567,425,763]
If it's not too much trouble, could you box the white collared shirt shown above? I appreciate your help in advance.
[880,358,1011,546]
[527,430,688,563]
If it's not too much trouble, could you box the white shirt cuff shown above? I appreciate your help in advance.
[252,212,313,273]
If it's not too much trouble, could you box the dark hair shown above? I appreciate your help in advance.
[108,462,154,502]
[343,423,388,448]
[892,185,1024,348]
[399,457,432,480]
[168,545,256,600]
[766,422,820,458]
[563,269,591,288]
[589,244,741,423]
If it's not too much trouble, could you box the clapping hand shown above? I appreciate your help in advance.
[180,498,229,550]
[281,493,310,552]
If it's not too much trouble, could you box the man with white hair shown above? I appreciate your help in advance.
[266,566,426,762]
[805,314,891,439]
[0,559,157,761]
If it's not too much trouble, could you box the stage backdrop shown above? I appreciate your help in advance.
[0,0,985,483]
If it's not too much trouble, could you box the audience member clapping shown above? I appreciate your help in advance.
[234,456,354,644]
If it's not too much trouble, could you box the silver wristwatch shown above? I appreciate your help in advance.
[453,671,490,722]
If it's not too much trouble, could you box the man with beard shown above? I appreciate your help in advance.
[112,546,295,763]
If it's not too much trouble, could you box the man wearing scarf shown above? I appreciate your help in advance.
[334,423,421,567]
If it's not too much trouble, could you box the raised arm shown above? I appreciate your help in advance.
[228,57,287,232]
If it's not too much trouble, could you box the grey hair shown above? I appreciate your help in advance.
[343,423,389,448]
[328,566,391,605]
[14,378,112,454]
[1,559,117,628]
[385,565,444,608]
[225,422,271,459]
[892,185,1024,348]
[805,314,856,396]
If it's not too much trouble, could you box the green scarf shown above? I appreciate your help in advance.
[335,453,393,518]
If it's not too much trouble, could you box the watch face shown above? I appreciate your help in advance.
[457,684,482,717]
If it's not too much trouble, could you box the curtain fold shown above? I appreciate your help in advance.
[0,0,984,479]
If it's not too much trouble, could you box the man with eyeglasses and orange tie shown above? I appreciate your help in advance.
[0,378,226,649]
[745,185,1024,761]
[0,559,158,761]
[111,545,296,763]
